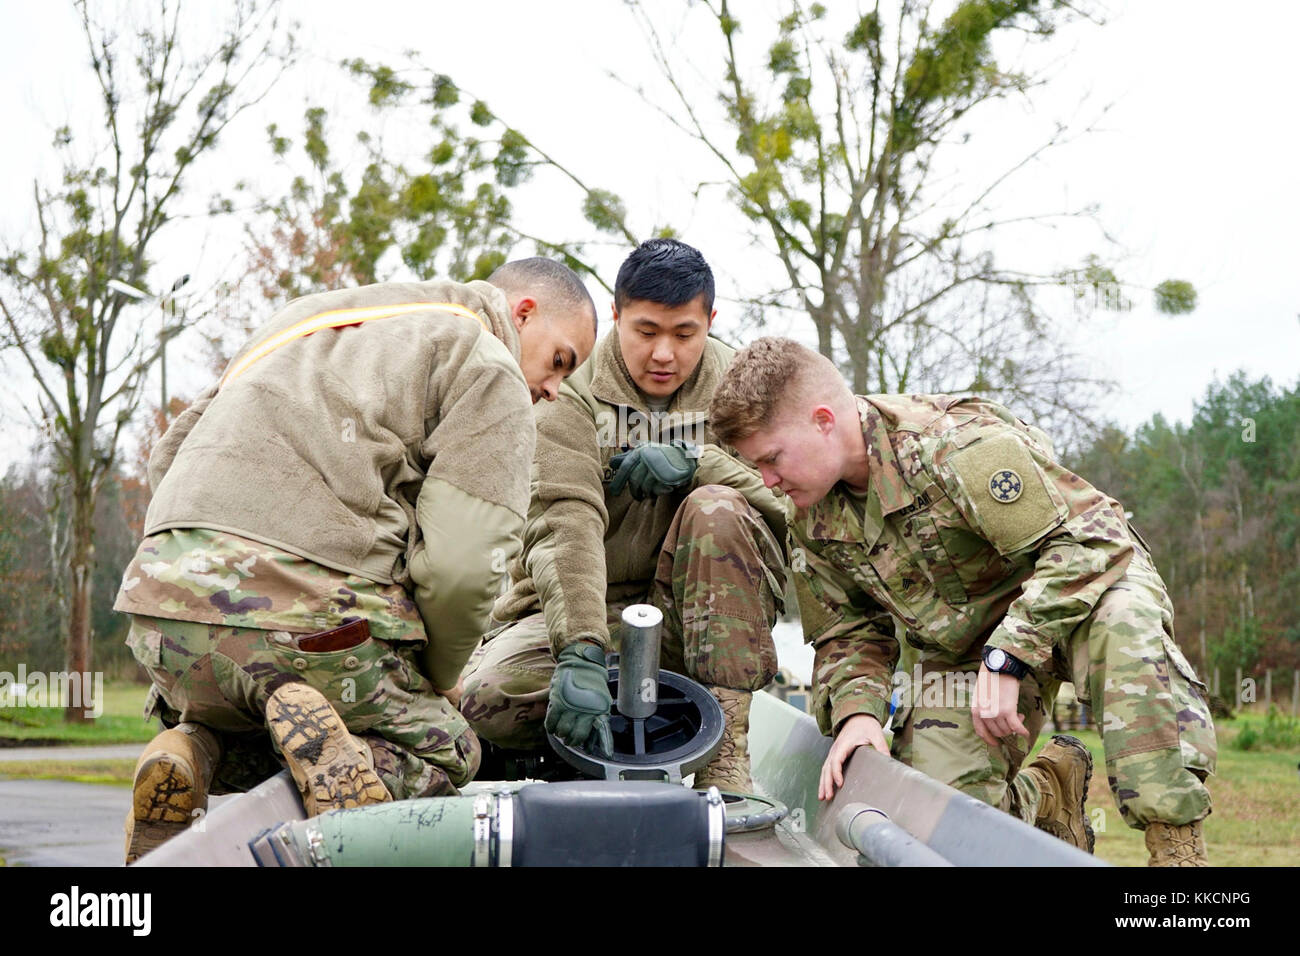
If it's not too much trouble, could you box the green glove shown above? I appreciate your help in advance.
[545,642,614,757]
[607,441,699,500]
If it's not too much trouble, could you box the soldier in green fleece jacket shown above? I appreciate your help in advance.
[461,239,789,792]
[115,259,597,863]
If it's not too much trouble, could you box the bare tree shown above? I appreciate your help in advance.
[0,0,295,720]
[623,0,1194,442]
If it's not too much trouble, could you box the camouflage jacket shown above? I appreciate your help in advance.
[793,395,1138,737]
[493,331,788,654]
[114,528,426,644]
[128,279,534,691]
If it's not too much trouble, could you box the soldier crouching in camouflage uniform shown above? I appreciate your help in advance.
[710,338,1217,866]
[460,239,788,792]
[115,260,598,862]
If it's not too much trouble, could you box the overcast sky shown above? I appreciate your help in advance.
[2,0,1297,472]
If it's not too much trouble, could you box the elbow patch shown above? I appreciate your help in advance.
[945,431,1067,554]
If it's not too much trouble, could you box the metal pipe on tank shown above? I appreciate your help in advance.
[618,604,663,720]
[834,803,953,867]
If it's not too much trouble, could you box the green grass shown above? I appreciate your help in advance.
[1033,712,1300,867]
[0,681,156,744]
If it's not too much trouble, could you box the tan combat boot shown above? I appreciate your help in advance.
[265,682,391,815]
[693,687,753,794]
[125,722,221,864]
[1145,821,1208,866]
[1022,734,1095,853]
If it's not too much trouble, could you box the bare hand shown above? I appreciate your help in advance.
[971,663,1028,748]
[819,713,889,802]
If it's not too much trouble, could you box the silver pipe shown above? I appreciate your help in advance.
[835,803,953,867]
[618,604,663,719]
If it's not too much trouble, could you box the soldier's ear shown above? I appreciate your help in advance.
[512,295,538,330]
[811,404,836,434]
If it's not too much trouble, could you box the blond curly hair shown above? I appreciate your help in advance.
[710,337,849,445]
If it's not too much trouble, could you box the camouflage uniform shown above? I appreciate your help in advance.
[116,280,537,803]
[117,530,478,799]
[462,484,784,748]
[461,333,788,750]
[796,394,1216,829]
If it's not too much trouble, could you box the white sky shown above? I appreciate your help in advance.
[2,0,1297,472]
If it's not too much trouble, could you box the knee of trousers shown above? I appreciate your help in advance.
[365,728,482,799]
[677,485,767,550]
[460,674,550,749]
[668,485,786,610]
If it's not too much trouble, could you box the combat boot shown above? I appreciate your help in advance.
[265,682,391,815]
[1022,733,1095,853]
[1145,820,1208,866]
[693,687,753,794]
[125,722,221,864]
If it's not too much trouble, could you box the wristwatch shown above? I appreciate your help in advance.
[982,645,1029,679]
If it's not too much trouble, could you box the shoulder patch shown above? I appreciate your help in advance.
[945,431,1065,553]
[988,468,1023,503]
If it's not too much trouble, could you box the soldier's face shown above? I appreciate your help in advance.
[733,407,843,509]
[514,300,596,403]
[613,296,716,399]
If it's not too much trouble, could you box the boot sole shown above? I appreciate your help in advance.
[266,683,390,815]
[125,753,201,864]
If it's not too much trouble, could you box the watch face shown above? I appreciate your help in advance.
[987,648,1006,670]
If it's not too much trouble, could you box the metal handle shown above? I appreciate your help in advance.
[618,604,663,720]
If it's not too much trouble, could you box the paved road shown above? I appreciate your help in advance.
[0,779,133,866]
[0,743,145,763]
[0,743,237,867]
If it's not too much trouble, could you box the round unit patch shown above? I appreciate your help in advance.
[988,468,1023,503]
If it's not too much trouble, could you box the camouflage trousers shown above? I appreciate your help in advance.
[126,614,480,801]
[894,547,1216,829]
[460,485,785,749]
[892,660,1055,825]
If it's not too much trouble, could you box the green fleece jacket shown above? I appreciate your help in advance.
[493,331,789,654]
[144,279,533,690]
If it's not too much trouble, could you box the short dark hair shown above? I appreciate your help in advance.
[614,238,714,315]
[489,257,597,334]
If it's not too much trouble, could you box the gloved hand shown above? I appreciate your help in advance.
[607,441,699,500]
[545,642,614,757]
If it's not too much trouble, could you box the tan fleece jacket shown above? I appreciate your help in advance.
[144,279,534,689]
[493,331,788,654]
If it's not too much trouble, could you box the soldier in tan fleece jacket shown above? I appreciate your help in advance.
[461,239,789,792]
[115,259,596,863]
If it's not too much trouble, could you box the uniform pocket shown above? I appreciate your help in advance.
[1161,634,1209,694]
[1159,634,1217,776]
[269,635,390,730]
[126,617,164,667]
[910,514,968,605]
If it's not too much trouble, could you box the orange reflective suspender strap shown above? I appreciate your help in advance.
[219,301,489,388]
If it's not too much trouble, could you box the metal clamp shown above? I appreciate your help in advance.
[472,793,493,868]
[705,786,726,868]
[304,822,331,868]
[494,789,514,868]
